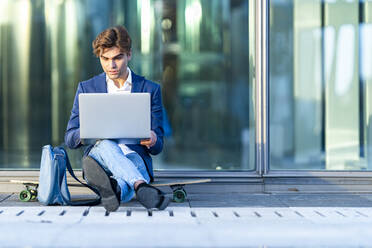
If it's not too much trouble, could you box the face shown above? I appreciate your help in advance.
[99,46,131,80]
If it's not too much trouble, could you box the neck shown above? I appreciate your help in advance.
[112,70,129,88]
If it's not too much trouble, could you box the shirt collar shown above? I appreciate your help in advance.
[105,67,132,87]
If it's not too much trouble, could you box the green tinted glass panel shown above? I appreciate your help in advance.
[269,0,372,170]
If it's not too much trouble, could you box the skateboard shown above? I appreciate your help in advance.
[151,179,211,203]
[10,178,212,203]
[9,180,83,202]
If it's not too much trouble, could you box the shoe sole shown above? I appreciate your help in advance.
[157,196,171,210]
[136,186,170,210]
[82,156,119,212]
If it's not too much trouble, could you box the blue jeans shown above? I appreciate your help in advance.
[88,139,150,203]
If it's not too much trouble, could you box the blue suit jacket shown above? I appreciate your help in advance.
[64,71,164,181]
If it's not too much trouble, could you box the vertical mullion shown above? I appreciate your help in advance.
[321,0,326,168]
[255,0,269,175]
[263,0,269,175]
[359,0,365,158]
[255,0,262,175]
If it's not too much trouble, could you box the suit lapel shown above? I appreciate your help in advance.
[131,71,145,93]
[94,72,108,93]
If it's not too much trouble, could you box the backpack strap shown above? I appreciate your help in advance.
[59,147,101,206]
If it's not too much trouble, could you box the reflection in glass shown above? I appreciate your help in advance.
[269,0,372,170]
[0,0,255,170]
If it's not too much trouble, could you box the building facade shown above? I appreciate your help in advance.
[0,0,371,189]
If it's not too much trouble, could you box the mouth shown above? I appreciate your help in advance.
[108,71,119,75]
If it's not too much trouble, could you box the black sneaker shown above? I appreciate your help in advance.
[82,156,120,212]
[110,178,122,201]
[135,183,170,210]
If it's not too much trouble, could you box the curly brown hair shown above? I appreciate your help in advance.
[92,26,132,57]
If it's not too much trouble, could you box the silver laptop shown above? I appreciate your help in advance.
[79,93,151,143]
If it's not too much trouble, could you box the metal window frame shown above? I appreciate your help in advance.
[261,0,372,179]
[154,0,269,180]
[150,0,265,181]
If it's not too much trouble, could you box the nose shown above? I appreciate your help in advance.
[110,59,116,69]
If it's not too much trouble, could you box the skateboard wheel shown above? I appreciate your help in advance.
[19,190,32,202]
[173,189,187,203]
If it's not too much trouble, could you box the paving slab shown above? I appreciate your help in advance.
[0,194,99,206]
[272,193,372,207]
[188,193,287,207]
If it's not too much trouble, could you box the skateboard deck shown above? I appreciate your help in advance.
[10,178,212,203]
[9,180,84,202]
[151,179,211,203]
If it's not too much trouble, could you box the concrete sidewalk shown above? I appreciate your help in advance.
[1,193,372,247]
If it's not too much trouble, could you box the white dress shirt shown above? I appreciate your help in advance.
[106,67,135,155]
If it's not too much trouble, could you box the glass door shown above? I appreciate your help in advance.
[269,0,372,171]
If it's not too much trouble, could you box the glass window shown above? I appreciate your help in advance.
[0,0,255,171]
[269,0,372,170]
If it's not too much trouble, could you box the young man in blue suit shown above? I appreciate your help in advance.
[65,26,170,212]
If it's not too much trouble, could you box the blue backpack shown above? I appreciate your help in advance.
[38,145,100,206]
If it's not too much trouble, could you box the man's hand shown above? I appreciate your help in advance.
[140,131,157,148]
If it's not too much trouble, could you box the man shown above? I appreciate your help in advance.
[65,26,170,212]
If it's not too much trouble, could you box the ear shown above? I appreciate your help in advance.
[127,50,132,61]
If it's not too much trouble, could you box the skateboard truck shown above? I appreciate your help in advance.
[170,185,187,203]
[151,179,211,203]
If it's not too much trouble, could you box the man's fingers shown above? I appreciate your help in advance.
[141,132,156,148]
[140,139,151,145]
